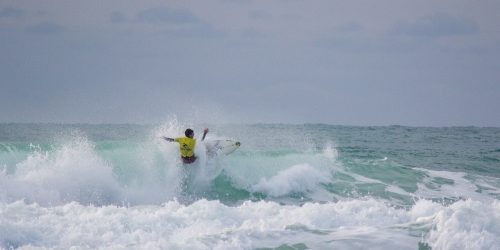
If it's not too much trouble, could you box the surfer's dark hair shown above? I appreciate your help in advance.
[185,129,194,137]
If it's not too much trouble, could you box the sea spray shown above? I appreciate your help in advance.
[0,136,122,205]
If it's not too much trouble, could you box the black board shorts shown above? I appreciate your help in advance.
[181,155,197,164]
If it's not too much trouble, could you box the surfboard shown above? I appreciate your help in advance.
[204,140,241,157]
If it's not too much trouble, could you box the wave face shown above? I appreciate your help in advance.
[1,122,499,249]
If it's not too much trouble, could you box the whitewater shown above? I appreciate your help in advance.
[1,121,499,249]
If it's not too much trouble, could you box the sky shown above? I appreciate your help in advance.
[1,0,499,126]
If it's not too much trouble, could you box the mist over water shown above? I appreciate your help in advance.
[1,122,499,249]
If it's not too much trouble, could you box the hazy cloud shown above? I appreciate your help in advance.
[312,23,370,52]
[335,22,363,34]
[391,12,479,38]
[219,0,251,4]
[313,36,374,53]
[163,22,224,39]
[0,7,24,18]
[248,10,272,20]
[132,7,223,38]
[136,7,199,24]
[237,27,267,39]
[110,11,127,23]
[25,21,66,34]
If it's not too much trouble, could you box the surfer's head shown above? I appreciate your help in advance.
[185,129,194,138]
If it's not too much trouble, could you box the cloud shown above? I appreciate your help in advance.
[390,12,479,38]
[0,7,24,18]
[163,22,224,39]
[311,22,370,52]
[136,7,199,24]
[248,10,272,20]
[335,22,363,34]
[219,0,251,4]
[131,7,223,38]
[110,11,127,23]
[25,21,66,34]
[237,27,267,39]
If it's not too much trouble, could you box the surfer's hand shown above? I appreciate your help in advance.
[162,136,174,142]
[202,128,209,141]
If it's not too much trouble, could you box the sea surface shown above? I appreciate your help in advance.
[1,121,499,249]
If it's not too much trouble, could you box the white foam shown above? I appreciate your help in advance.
[0,199,403,249]
[425,199,500,250]
[415,168,496,202]
[0,137,123,205]
[251,164,330,196]
[2,198,497,249]
[385,185,413,197]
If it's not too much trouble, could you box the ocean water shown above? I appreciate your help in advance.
[1,121,499,249]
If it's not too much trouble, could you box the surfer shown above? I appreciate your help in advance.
[162,128,209,164]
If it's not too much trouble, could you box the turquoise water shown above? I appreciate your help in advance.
[1,122,499,249]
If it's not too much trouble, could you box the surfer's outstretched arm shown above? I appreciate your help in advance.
[202,128,208,141]
[162,136,175,142]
